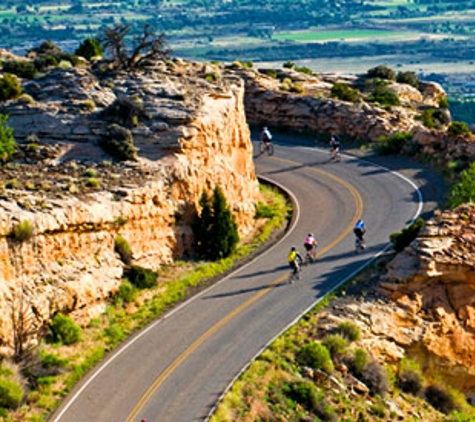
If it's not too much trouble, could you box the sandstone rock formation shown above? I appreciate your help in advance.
[379,204,475,393]
[238,66,448,143]
[0,59,259,353]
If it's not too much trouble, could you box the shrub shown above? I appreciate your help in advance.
[114,234,133,265]
[125,265,158,289]
[285,380,319,411]
[254,201,277,219]
[420,108,436,128]
[331,82,359,102]
[390,217,425,252]
[398,369,423,395]
[85,177,100,188]
[0,73,22,102]
[100,124,137,161]
[294,65,313,75]
[425,384,458,414]
[336,321,360,342]
[438,95,449,109]
[0,113,16,162]
[448,121,470,137]
[370,83,400,106]
[296,342,334,373]
[361,360,389,396]
[375,132,412,155]
[75,37,103,60]
[283,61,295,69]
[0,377,23,409]
[104,325,125,347]
[367,65,396,80]
[322,334,348,357]
[264,68,277,78]
[396,71,420,89]
[448,163,475,208]
[115,280,137,304]
[102,96,144,128]
[347,348,369,375]
[11,220,35,242]
[49,314,82,345]
[33,55,59,72]
[2,60,36,79]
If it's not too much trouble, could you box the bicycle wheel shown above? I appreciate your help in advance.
[258,142,266,155]
[267,143,274,156]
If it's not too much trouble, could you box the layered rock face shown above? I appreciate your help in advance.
[379,204,475,392]
[0,61,259,352]
[240,67,447,143]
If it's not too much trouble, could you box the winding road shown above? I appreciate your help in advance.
[50,136,446,422]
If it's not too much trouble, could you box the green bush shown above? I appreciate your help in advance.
[285,380,318,411]
[375,132,413,155]
[115,280,137,304]
[33,55,59,72]
[294,65,313,75]
[296,342,334,373]
[264,68,277,78]
[367,65,396,80]
[0,113,16,163]
[283,61,295,69]
[396,71,420,89]
[347,348,369,375]
[370,83,400,106]
[2,60,36,79]
[101,96,143,128]
[438,95,449,109]
[331,82,359,102]
[49,314,82,345]
[75,37,103,60]
[336,321,361,342]
[11,220,35,242]
[425,385,458,414]
[104,325,126,347]
[322,334,348,357]
[0,73,22,102]
[114,234,133,265]
[448,121,470,137]
[125,265,158,289]
[390,217,425,252]
[254,201,277,219]
[448,163,475,208]
[100,124,137,161]
[0,377,24,409]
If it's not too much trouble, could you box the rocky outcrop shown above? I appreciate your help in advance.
[0,60,260,352]
[378,204,475,392]
[239,67,448,143]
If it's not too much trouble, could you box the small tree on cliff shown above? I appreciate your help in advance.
[193,186,239,260]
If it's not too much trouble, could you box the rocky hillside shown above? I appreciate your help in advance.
[0,56,260,352]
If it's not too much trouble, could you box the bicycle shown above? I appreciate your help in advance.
[355,237,365,252]
[303,246,316,265]
[288,264,301,284]
[259,141,274,156]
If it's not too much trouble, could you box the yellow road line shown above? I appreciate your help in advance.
[127,158,363,421]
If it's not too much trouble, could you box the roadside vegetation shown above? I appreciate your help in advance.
[0,183,290,421]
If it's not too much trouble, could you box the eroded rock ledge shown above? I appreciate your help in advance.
[0,60,260,352]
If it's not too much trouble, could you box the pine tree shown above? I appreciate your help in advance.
[210,186,239,260]
[193,186,239,260]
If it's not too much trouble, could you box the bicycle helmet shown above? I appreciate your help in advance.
[308,233,314,237]
[291,246,296,251]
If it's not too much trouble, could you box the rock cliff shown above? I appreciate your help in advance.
[377,204,475,394]
[0,59,259,352]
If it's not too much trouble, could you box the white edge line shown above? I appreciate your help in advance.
[205,153,424,421]
[51,177,300,422]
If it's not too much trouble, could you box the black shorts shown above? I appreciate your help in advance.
[354,228,364,240]
[304,243,314,251]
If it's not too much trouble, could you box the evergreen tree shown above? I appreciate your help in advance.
[193,186,239,260]
[75,37,103,60]
[210,186,239,260]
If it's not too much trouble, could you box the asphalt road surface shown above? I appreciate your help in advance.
[50,136,446,422]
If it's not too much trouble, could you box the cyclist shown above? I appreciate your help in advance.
[353,219,366,248]
[304,233,318,260]
[288,246,302,282]
[260,126,272,148]
[329,135,341,160]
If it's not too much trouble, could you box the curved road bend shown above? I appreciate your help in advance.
[51,140,441,422]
